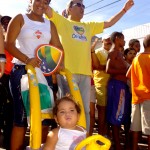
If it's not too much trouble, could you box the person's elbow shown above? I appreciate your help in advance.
[104,21,112,29]
[5,42,14,54]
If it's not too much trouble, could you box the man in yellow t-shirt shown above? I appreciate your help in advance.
[93,34,112,136]
[46,0,134,131]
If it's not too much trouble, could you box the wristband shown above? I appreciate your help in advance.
[0,54,6,59]
[0,58,6,63]
[25,57,30,64]
[91,51,95,53]
[123,8,126,13]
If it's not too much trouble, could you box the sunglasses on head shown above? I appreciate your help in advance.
[72,3,85,9]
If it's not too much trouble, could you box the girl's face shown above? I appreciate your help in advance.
[55,101,80,129]
[31,0,49,16]
[125,49,136,63]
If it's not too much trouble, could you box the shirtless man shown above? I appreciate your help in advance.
[106,32,131,150]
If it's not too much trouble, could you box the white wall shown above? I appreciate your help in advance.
[123,23,150,53]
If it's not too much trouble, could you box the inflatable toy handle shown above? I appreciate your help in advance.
[25,65,42,149]
[75,134,111,150]
[60,69,86,129]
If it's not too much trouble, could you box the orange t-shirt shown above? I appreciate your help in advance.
[130,53,150,104]
[4,50,13,74]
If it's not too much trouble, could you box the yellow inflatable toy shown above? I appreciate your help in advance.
[26,45,111,150]
[75,134,111,150]
[59,69,86,129]
[25,65,42,149]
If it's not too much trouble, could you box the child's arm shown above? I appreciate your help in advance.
[91,38,105,71]
[43,128,59,150]
[126,65,131,79]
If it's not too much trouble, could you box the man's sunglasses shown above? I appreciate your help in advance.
[72,3,85,9]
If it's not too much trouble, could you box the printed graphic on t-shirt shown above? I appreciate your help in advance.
[34,30,43,39]
[72,25,87,41]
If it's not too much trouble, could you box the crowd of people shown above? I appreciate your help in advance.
[0,0,150,150]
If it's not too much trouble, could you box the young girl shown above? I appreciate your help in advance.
[124,48,136,91]
[124,48,136,66]
[43,95,87,150]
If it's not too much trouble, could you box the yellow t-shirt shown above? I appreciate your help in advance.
[94,48,110,87]
[131,53,150,104]
[50,10,104,75]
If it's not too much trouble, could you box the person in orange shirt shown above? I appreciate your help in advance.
[1,16,14,74]
[126,34,150,150]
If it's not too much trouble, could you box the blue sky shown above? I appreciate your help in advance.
[0,0,150,37]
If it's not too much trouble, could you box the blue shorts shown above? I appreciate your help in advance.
[106,79,131,126]
[10,65,52,127]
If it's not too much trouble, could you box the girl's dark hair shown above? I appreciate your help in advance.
[124,48,136,56]
[53,95,81,116]
[110,31,124,43]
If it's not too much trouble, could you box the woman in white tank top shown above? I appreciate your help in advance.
[5,0,63,150]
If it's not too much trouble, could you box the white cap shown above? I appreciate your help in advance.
[102,34,110,40]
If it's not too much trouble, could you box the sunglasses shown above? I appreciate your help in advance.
[72,3,85,9]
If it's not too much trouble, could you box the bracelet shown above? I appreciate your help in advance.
[0,58,6,63]
[91,51,95,53]
[123,8,126,13]
[0,54,6,59]
[25,57,30,64]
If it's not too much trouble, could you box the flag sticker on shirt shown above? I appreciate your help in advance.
[74,26,84,35]
[34,30,43,39]
[72,25,87,41]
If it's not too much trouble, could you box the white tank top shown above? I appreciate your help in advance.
[55,126,86,150]
[13,14,51,64]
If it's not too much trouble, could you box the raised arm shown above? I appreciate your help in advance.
[50,21,64,71]
[0,25,5,78]
[104,0,134,29]
[50,21,63,50]
[91,38,100,70]
[45,6,53,19]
